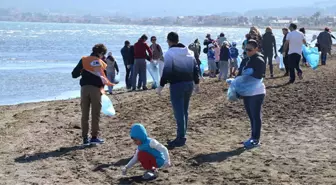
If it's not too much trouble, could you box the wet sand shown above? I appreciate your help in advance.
[0,59,336,185]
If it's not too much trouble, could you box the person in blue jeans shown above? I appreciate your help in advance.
[156,32,200,148]
[237,40,266,149]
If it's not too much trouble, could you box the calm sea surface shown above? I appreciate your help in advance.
[0,22,320,105]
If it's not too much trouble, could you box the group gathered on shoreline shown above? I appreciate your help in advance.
[71,24,335,180]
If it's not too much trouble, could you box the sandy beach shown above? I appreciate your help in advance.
[0,58,336,185]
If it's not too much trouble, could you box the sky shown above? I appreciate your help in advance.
[0,0,325,17]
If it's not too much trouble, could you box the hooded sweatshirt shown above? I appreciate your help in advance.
[160,43,200,87]
[125,124,170,169]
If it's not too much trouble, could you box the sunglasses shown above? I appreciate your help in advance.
[246,48,254,52]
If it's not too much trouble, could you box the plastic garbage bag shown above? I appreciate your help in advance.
[114,74,120,84]
[227,68,264,101]
[278,54,285,69]
[302,45,319,70]
[101,94,116,116]
[237,56,242,68]
[200,60,207,77]
[147,61,160,87]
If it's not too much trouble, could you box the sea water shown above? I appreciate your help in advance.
[0,21,321,105]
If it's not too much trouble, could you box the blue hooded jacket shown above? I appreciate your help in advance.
[130,123,165,167]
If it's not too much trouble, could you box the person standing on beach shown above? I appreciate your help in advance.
[105,52,119,94]
[218,41,230,81]
[133,34,153,91]
[72,44,111,145]
[262,27,277,78]
[279,28,290,76]
[207,43,217,78]
[283,23,307,84]
[150,36,164,78]
[299,28,308,66]
[188,39,202,76]
[121,41,132,90]
[203,34,214,54]
[317,27,333,65]
[156,32,200,147]
[229,42,239,77]
[217,33,227,47]
[237,39,266,149]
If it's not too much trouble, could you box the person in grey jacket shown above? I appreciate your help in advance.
[317,27,333,65]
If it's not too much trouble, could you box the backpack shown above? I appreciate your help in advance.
[203,47,208,54]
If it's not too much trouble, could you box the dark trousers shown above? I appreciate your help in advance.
[125,64,132,89]
[263,52,273,75]
[321,52,327,65]
[132,59,147,89]
[289,53,302,83]
[283,55,289,74]
[243,94,265,141]
[170,81,194,139]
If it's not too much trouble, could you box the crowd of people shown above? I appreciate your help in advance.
[71,24,335,180]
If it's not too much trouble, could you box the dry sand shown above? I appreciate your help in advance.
[0,60,336,185]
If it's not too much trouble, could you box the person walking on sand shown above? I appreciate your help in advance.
[72,44,113,145]
[150,36,164,78]
[262,26,277,78]
[156,32,200,147]
[283,23,307,84]
[317,27,333,65]
[133,34,153,91]
[279,28,290,76]
[105,52,119,94]
[237,40,266,149]
[218,41,230,81]
[121,41,132,90]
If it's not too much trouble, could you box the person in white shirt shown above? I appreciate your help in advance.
[283,23,307,84]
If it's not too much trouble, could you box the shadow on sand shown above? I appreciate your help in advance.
[14,145,93,163]
[189,147,246,165]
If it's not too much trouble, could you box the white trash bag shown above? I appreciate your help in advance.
[101,94,116,116]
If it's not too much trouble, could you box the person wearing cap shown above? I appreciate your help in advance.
[229,42,239,77]
[207,43,217,78]
[219,41,231,81]
[317,27,333,65]
[156,32,200,147]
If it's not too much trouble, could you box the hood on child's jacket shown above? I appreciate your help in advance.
[130,123,148,143]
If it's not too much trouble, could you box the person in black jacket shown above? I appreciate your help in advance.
[262,27,277,78]
[218,41,231,81]
[237,40,266,149]
[156,32,200,148]
[121,41,132,89]
[279,28,290,76]
[71,44,108,145]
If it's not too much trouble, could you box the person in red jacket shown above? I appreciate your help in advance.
[132,34,153,91]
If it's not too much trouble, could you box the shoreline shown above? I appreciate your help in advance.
[1,20,332,31]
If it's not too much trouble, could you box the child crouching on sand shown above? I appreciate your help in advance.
[122,123,171,180]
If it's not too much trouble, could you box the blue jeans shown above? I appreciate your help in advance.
[243,94,265,141]
[321,52,327,65]
[132,59,147,89]
[170,81,194,139]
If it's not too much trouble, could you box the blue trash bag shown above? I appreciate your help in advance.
[114,74,120,84]
[200,60,207,77]
[101,94,116,116]
[227,68,264,101]
[147,61,160,86]
[302,45,319,70]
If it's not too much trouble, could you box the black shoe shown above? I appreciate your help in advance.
[83,137,90,146]
[287,81,294,84]
[284,73,289,77]
[167,138,186,147]
[270,74,274,78]
[143,87,148,91]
